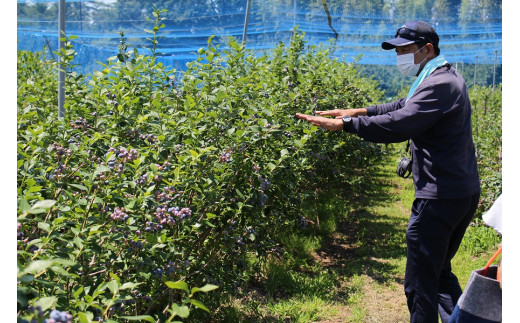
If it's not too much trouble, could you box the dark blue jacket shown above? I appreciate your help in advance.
[344,64,480,199]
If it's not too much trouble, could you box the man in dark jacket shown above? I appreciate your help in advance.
[296,20,480,323]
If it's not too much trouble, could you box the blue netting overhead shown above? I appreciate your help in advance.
[17,0,502,73]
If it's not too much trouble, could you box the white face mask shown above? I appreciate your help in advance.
[397,46,426,77]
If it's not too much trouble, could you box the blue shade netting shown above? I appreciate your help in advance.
[17,0,502,74]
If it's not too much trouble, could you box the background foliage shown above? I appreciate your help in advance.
[17,22,387,322]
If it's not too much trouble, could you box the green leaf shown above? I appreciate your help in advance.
[32,199,56,210]
[27,185,43,193]
[165,281,189,294]
[77,312,92,323]
[50,265,70,276]
[38,222,51,232]
[120,315,156,323]
[190,299,210,313]
[267,162,276,171]
[93,165,110,178]
[189,150,199,158]
[19,260,54,276]
[34,296,57,311]
[74,236,84,249]
[73,286,84,299]
[205,213,217,220]
[18,198,31,213]
[171,304,190,318]
[120,282,140,290]
[69,184,88,191]
[18,259,76,277]
[107,279,119,295]
[152,99,161,108]
[190,284,218,295]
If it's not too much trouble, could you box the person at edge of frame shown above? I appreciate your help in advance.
[296,20,481,323]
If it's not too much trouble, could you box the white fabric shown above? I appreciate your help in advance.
[482,194,502,234]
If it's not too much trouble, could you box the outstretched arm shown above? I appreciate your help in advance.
[295,113,343,131]
[316,108,367,118]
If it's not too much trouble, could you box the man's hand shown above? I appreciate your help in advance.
[316,108,367,119]
[316,109,349,118]
[295,113,343,131]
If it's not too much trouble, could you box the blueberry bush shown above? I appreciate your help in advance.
[470,84,502,217]
[17,9,387,322]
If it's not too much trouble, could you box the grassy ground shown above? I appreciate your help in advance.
[214,161,502,322]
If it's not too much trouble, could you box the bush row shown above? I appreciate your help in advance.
[469,84,502,218]
[17,13,387,322]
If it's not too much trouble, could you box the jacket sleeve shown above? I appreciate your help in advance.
[346,82,449,143]
[366,98,406,116]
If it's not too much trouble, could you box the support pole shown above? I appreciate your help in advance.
[58,0,66,118]
[242,0,252,44]
[79,1,83,32]
[493,50,497,90]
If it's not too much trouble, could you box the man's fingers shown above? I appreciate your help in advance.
[316,110,336,116]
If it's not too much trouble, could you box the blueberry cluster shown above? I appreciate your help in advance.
[159,259,190,274]
[219,149,233,163]
[259,193,268,207]
[117,147,138,162]
[125,129,139,139]
[128,240,144,251]
[106,91,119,108]
[144,221,164,233]
[155,159,172,171]
[48,163,67,181]
[110,207,128,221]
[44,310,72,323]
[105,91,117,101]
[156,205,192,223]
[104,147,138,174]
[259,177,271,192]
[24,305,43,320]
[297,215,309,229]
[51,142,72,159]
[131,290,153,302]
[154,186,182,202]
[172,89,183,99]
[136,173,148,185]
[139,133,158,143]
[17,222,23,240]
[69,117,90,130]
[151,261,178,277]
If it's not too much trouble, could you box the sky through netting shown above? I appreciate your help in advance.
[17,0,502,73]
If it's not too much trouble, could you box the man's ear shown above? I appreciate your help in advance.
[425,43,436,58]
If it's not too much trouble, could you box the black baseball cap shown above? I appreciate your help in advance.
[382,20,439,50]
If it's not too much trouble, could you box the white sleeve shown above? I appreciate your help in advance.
[482,194,502,234]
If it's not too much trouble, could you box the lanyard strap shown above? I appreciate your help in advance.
[483,245,502,277]
[406,55,448,102]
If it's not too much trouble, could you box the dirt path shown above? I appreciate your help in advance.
[312,173,412,323]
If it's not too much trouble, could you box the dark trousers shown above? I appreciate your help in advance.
[404,193,480,323]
